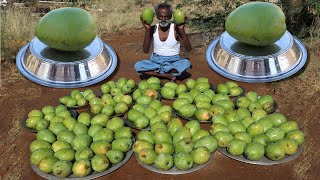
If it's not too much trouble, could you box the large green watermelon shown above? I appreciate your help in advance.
[35,7,97,52]
[225,2,286,46]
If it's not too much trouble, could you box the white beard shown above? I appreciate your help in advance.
[159,20,170,27]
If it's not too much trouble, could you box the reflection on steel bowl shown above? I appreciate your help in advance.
[16,36,118,88]
[206,31,307,82]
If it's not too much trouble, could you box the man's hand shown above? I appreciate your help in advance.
[176,23,185,31]
[175,22,186,34]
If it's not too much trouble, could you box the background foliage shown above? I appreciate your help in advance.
[1,0,319,64]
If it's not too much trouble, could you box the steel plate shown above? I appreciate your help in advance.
[206,31,308,83]
[16,36,118,88]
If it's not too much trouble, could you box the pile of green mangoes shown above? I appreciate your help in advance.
[88,78,136,115]
[89,93,132,116]
[132,77,162,100]
[126,77,176,129]
[59,89,99,108]
[100,78,136,95]
[30,112,134,177]
[210,91,305,161]
[127,101,174,129]
[28,78,140,178]
[214,81,244,97]
[135,119,217,170]
[172,78,244,122]
[160,81,189,99]
[25,104,75,132]
[26,76,306,178]
[160,77,212,100]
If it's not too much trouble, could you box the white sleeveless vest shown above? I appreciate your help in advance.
[153,23,180,56]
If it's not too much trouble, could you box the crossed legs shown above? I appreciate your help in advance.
[141,69,178,82]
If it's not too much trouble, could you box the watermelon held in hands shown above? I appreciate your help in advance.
[141,8,154,25]
[225,2,286,46]
[35,7,97,52]
[173,9,185,25]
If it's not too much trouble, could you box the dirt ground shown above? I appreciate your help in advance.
[0,30,319,180]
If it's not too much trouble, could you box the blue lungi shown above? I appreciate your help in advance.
[134,53,191,76]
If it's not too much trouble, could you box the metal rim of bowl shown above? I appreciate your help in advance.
[205,32,308,83]
[219,31,294,59]
[16,38,118,88]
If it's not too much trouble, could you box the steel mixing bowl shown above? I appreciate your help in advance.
[206,31,307,83]
[16,36,117,88]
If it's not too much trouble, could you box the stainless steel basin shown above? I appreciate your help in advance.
[16,36,117,88]
[206,31,307,83]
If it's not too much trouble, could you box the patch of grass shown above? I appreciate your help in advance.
[269,37,320,99]
[280,0,320,38]
[90,0,142,36]
[1,7,39,63]
[176,0,247,33]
